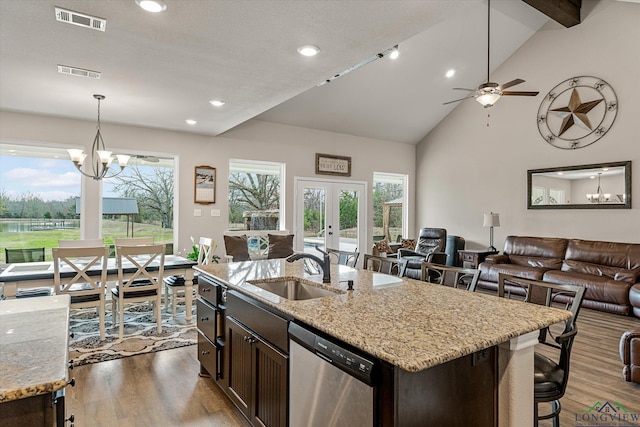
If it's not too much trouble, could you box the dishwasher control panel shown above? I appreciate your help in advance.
[289,322,377,385]
[314,336,375,384]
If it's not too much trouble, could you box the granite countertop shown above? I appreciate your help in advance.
[196,259,572,372]
[0,295,70,403]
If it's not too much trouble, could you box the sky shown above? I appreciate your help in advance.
[0,155,120,201]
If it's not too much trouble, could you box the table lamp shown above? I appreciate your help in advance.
[483,212,500,252]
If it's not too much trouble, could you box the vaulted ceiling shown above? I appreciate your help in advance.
[0,1,583,145]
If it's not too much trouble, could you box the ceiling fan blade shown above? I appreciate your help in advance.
[499,79,525,90]
[452,87,475,91]
[502,91,539,96]
[443,96,474,105]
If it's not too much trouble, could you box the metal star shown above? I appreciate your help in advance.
[550,88,603,136]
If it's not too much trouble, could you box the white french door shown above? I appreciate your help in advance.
[294,178,367,260]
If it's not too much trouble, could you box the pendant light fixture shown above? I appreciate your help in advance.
[67,94,130,180]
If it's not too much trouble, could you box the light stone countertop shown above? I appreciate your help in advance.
[0,295,70,402]
[196,259,572,372]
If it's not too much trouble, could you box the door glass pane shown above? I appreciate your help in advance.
[338,190,358,252]
[303,187,325,253]
[373,172,405,244]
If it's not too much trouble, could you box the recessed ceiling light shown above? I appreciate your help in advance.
[209,100,225,107]
[185,119,197,125]
[135,0,167,13]
[389,45,399,60]
[445,69,456,78]
[557,172,563,175]
[297,45,320,57]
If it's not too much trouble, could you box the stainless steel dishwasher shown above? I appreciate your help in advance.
[288,322,377,427]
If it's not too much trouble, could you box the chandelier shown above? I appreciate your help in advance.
[67,94,129,180]
[586,172,610,203]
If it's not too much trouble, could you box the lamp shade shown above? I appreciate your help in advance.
[483,212,500,227]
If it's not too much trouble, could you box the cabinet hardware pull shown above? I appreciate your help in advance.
[201,316,209,321]
[202,350,210,355]
[68,378,76,387]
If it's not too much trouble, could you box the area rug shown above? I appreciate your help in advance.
[69,301,197,366]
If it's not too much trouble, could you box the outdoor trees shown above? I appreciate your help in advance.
[229,171,279,228]
[113,165,174,228]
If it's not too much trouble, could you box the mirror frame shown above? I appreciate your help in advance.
[527,161,632,210]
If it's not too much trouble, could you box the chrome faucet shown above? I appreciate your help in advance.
[286,246,331,283]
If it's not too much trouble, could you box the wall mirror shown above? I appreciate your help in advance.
[527,161,631,209]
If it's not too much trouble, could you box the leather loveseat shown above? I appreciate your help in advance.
[478,236,640,316]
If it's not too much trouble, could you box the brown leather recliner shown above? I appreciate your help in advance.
[620,329,640,384]
[398,228,447,280]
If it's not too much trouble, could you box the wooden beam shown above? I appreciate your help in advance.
[522,0,581,28]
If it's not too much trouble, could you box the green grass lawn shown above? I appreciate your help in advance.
[0,219,173,262]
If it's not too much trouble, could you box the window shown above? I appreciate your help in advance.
[229,159,284,231]
[373,172,407,243]
[0,142,81,261]
[101,155,175,250]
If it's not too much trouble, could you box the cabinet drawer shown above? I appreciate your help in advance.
[227,291,289,354]
[198,275,224,306]
[462,253,475,262]
[197,299,217,341]
[198,331,220,379]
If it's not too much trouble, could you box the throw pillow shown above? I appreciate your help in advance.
[267,234,294,259]
[401,239,416,250]
[374,240,391,254]
[223,234,251,262]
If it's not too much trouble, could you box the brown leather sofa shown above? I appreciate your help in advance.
[620,329,640,384]
[478,236,640,316]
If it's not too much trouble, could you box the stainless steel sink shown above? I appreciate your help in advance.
[248,279,341,300]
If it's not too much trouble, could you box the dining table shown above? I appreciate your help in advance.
[0,255,197,322]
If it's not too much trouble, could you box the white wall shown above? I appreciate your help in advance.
[0,112,416,260]
[415,0,640,250]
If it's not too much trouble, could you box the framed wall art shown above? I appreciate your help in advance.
[315,153,351,177]
[194,165,216,204]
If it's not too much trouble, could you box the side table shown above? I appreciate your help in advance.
[458,250,498,269]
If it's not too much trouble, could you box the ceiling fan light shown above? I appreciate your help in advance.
[476,92,501,107]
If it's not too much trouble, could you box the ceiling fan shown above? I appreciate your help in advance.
[134,155,160,163]
[444,0,539,108]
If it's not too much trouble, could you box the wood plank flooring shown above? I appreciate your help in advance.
[67,307,639,426]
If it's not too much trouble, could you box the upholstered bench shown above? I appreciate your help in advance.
[620,328,640,384]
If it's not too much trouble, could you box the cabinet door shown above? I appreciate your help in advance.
[225,317,253,418]
[252,338,288,427]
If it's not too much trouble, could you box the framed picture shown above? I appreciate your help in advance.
[194,165,216,204]
[315,153,351,177]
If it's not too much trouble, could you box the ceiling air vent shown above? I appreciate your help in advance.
[58,65,101,79]
[55,7,106,31]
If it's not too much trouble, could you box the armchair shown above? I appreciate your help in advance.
[397,228,447,279]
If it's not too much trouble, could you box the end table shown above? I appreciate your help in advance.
[458,249,499,269]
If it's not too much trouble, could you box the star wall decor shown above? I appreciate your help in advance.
[537,76,618,150]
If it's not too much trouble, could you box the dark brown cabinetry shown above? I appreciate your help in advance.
[196,275,226,381]
[224,291,289,427]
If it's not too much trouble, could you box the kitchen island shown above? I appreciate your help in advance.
[196,259,572,426]
[0,295,71,425]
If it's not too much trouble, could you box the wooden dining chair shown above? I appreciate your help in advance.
[362,254,407,277]
[58,239,104,247]
[497,273,585,427]
[53,245,109,340]
[326,248,360,267]
[112,244,165,339]
[420,262,480,292]
[164,237,214,318]
[114,237,154,246]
